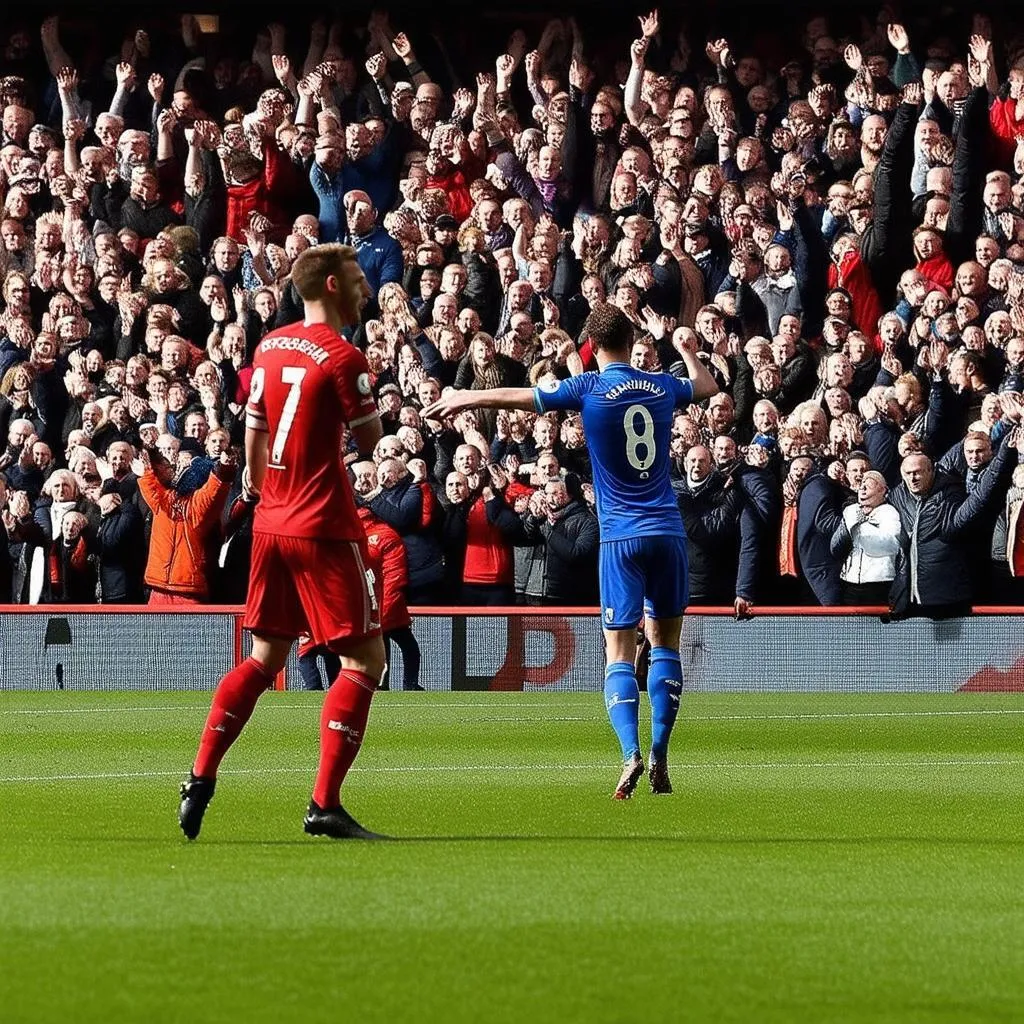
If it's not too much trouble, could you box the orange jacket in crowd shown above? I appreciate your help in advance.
[139,464,231,598]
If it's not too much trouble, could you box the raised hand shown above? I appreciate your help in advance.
[776,200,794,232]
[63,118,86,142]
[392,32,413,60]
[631,37,650,67]
[452,87,475,118]
[881,347,902,377]
[365,52,386,81]
[706,39,729,66]
[967,55,985,89]
[638,9,660,39]
[115,61,136,89]
[496,53,516,80]
[844,44,863,72]
[929,339,949,373]
[902,81,923,106]
[969,34,992,65]
[272,54,292,84]
[157,108,178,135]
[298,71,323,99]
[56,66,79,93]
[148,73,165,104]
[673,326,699,358]
[887,23,910,54]
[525,50,541,79]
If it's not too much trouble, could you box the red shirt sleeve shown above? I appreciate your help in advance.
[332,346,378,428]
[245,354,269,433]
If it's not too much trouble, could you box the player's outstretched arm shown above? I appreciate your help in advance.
[423,387,538,420]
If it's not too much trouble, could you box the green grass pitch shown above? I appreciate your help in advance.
[1,690,1023,1024]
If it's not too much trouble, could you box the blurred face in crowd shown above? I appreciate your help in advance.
[684,446,712,485]
[901,454,934,496]
[108,442,133,479]
[984,177,1011,214]
[205,430,230,458]
[708,394,735,433]
[446,471,470,504]
[200,275,227,305]
[713,435,737,468]
[858,472,887,510]
[351,461,377,496]
[213,239,239,272]
[846,456,869,490]
[964,435,992,470]
[752,401,778,435]
[454,444,481,477]
[345,191,376,235]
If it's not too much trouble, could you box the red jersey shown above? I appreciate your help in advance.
[246,320,376,540]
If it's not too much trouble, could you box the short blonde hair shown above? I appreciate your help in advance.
[290,243,358,301]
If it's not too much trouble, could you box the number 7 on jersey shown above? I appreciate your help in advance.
[249,365,307,469]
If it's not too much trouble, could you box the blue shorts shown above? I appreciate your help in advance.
[598,535,689,630]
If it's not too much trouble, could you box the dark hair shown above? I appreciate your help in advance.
[581,302,634,355]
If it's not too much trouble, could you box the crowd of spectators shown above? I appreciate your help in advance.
[5,5,1024,618]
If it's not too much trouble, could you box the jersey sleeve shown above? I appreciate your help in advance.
[534,374,589,413]
[668,375,694,409]
[245,358,269,433]
[334,347,379,428]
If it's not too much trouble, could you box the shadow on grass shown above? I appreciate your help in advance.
[54,834,1024,847]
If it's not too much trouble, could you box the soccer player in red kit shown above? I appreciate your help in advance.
[178,243,388,841]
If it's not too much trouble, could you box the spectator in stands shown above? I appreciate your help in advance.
[1,6,1024,621]
[519,473,599,605]
[365,456,445,605]
[796,459,845,606]
[830,470,902,605]
[890,435,1018,618]
[673,445,741,605]
[138,448,233,604]
[95,479,145,603]
[442,463,523,605]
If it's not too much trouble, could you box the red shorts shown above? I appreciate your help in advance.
[244,533,381,648]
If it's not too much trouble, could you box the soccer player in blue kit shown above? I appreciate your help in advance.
[424,304,719,798]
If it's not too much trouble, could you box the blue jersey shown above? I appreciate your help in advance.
[534,364,694,543]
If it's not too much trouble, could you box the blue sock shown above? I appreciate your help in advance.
[648,647,683,762]
[604,662,641,761]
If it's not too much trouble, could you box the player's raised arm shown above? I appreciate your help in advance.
[423,386,538,421]
[671,327,720,403]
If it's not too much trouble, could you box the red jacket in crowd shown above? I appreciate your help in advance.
[989,96,1024,169]
[829,249,884,349]
[225,146,293,242]
[356,506,411,632]
[462,495,515,587]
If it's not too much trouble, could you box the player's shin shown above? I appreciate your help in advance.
[648,647,683,762]
[193,658,275,778]
[604,662,642,760]
[311,669,378,809]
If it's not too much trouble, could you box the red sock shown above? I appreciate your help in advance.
[312,670,377,809]
[193,658,274,778]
